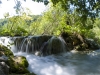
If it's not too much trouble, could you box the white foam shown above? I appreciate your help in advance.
[14,51,100,75]
[0,37,100,75]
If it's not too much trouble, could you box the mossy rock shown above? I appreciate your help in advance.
[7,56,29,74]
[0,44,30,74]
[10,73,36,75]
[22,73,37,75]
[0,44,14,56]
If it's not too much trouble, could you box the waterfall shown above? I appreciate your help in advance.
[13,35,52,55]
[0,35,68,56]
[0,37,16,52]
[0,36,100,75]
[13,36,68,56]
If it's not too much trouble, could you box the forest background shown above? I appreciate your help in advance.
[0,0,100,43]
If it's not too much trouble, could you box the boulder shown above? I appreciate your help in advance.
[0,55,8,62]
[0,66,5,75]
[7,56,29,74]
[0,44,30,74]
[0,62,9,75]
[60,32,100,51]
[85,39,100,50]
[0,44,14,57]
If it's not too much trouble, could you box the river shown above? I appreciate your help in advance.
[14,50,100,75]
[0,36,100,75]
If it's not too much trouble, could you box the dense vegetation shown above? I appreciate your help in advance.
[0,0,100,43]
[0,1,100,74]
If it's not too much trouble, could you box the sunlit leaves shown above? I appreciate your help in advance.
[0,15,29,36]
[92,18,100,40]
[50,0,100,21]
[38,3,68,35]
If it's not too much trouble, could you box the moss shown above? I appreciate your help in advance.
[0,44,31,74]
[7,56,29,74]
[0,44,14,56]
[9,73,36,75]
[19,56,29,67]
[23,73,37,75]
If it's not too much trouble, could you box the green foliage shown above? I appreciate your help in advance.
[50,0,100,21]
[0,18,8,26]
[28,16,42,35]
[0,13,43,36]
[38,3,67,36]
[0,15,29,36]
[0,0,100,45]
[1,0,99,22]
[92,18,100,43]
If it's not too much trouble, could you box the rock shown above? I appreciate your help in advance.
[0,67,5,75]
[0,44,14,57]
[0,55,8,62]
[60,32,100,51]
[35,51,41,56]
[0,44,30,74]
[0,62,9,75]
[85,39,100,50]
[7,56,29,74]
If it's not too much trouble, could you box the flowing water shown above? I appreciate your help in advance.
[0,36,100,75]
[14,50,100,75]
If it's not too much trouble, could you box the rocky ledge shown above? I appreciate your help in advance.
[61,32,100,51]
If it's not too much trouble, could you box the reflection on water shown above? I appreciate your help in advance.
[14,50,100,75]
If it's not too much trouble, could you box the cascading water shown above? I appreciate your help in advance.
[0,36,100,75]
[13,36,68,56]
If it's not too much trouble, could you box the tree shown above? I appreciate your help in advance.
[1,0,99,20]
[32,0,100,22]
[37,3,68,35]
[32,0,49,5]
[50,0,100,18]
